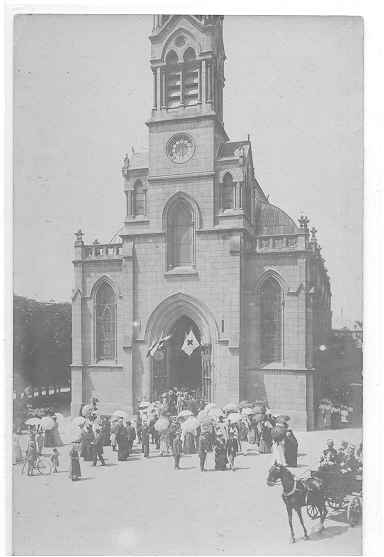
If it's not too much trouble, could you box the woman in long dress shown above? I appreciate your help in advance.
[258,420,273,454]
[52,417,64,447]
[117,425,130,461]
[81,426,95,461]
[239,419,249,455]
[101,418,111,446]
[283,429,298,467]
[214,432,228,470]
[43,427,55,448]
[182,431,196,454]
[159,428,169,456]
[69,444,81,481]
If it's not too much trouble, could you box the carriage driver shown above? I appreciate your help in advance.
[318,439,338,471]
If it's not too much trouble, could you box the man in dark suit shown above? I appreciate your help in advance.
[91,429,105,466]
[125,421,136,454]
[141,422,150,458]
[198,430,209,471]
[172,431,182,469]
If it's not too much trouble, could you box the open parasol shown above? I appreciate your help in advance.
[227,412,242,423]
[139,401,151,408]
[82,404,93,417]
[208,408,225,419]
[238,400,253,410]
[112,410,129,419]
[155,417,170,432]
[183,416,199,432]
[53,412,65,421]
[40,416,55,430]
[197,409,208,422]
[276,415,290,423]
[25,418,41,426]
[71,416,86,426]
[205,403,217,410]
[223,403,237,412]
[271,424,286,442]
[201,416,214,427]
[178,409,194,417]
[241,407,254,416]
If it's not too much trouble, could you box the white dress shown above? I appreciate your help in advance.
[271,441,287,466]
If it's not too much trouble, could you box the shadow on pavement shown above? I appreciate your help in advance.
[308,524,349,541]
[76,477,93,481]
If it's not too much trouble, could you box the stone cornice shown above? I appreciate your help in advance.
[147,171,215,182]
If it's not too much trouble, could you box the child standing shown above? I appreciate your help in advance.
[172,431,182,469]
[51,448,60,473]
[226,431,239,471]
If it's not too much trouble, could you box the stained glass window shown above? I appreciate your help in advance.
[260,278,282,363]
[96,283,116,361]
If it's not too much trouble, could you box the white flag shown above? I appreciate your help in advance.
[181,330,200,356]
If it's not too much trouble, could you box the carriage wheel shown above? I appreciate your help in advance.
[327,496,344,510]
[307,504,320,519]
[347,497,362,527]
[37,459,51,475]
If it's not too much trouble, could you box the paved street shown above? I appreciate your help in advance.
[13,420,362,556]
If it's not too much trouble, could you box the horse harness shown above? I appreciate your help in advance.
[282,476,320,502]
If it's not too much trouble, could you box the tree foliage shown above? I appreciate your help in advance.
[14,295,72,392]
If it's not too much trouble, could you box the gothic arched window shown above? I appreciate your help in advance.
[95,282,116,361]
[260,277,282,364]
[167,201,195,269]
[132,180,145,216]
[222,172,234,210]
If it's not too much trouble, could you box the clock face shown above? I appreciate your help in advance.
[167,134,195,164]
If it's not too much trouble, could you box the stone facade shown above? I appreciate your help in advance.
[71,15,331,430]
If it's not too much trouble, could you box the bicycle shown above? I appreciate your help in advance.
[22,454,52,475]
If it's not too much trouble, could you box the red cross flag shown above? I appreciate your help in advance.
[181,330,200,356]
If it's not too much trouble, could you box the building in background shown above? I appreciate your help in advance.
[71,15,331,430]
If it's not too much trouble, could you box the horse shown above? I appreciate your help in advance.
[267,461,328,543]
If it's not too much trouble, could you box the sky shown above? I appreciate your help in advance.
[13,14,363,326]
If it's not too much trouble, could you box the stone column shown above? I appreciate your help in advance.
[71,230,84,418]
[121,238,134,416]
[202,60,207,105]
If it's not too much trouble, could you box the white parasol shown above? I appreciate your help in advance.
[182,417,199,433]
[178,410,194,417]
[208,408,225,419]
[223,403,237,412]
[139,401,151,408]
[241,407,254,416]
[71,416,86,426]
[25,418,41,426]
[197,409,208,422]
[40,416,55,430]
[53,412,65,421]
[205,403,217,410]
[112,410,129,418]
[227,412,242,423]
[154,417,170,432]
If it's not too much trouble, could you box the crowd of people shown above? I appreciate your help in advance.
[316,398,354,429]
[16,391,362,482]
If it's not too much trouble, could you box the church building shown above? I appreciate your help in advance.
[71,15,331,430]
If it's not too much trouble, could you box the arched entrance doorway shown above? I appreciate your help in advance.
[152,315,208,399]
[147,293,217,402]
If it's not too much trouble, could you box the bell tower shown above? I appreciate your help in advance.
[146,15,229,178]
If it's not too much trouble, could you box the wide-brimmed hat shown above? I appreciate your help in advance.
[327,439,334,444]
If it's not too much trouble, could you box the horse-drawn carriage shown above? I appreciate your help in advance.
[307,467,362,526]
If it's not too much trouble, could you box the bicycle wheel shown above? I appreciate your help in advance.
[347,496,362,527]
[37,459,51,475]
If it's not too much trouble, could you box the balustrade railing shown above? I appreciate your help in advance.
[82,243,123,260]
[253,234,300,252]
